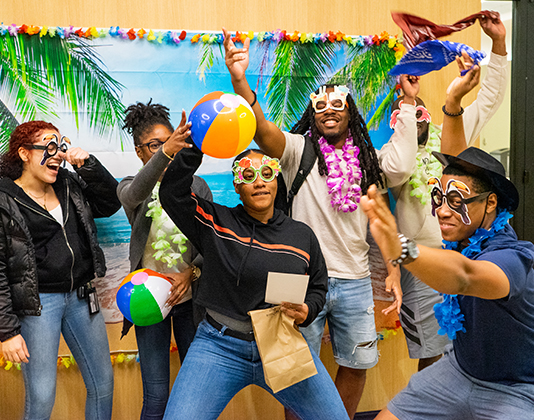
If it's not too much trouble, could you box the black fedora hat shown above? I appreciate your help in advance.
[432,147,519,211]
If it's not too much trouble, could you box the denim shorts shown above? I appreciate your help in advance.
[389,346,534,420]
[300,276,378,369]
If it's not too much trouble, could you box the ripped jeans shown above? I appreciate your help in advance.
[300,276,378,369]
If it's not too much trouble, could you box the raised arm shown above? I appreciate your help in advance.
[440,53,481,156]
[223,28,286,159]
[118,111,192,211]
[159,145,205,254]
[69,151,121,218]
[442,12,507,155]
[361,185,510,300]
[378,74,419,188]
[463,12,508,143]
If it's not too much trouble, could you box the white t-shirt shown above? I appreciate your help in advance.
[281,131,372,280]
[48,203,63,225]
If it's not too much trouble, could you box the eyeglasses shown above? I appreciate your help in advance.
[233,156,281,185]
[25,134,70,165]
[313,98,346,113]
[137,140,164,154]
[431,188,491,213]
[389,102,431,129]
[310,86,349,114]
[239,165,277,184]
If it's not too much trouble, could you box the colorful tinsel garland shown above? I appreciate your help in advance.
[0,23,405,58]
[0,343,180,372]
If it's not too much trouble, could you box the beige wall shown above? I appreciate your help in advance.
[0,0,482,125]
[0,1,482,419]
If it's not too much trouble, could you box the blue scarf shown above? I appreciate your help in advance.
[433,210,513,340]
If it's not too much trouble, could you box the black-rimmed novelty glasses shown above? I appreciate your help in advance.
[25,133,70,157]
[431,187,491,213]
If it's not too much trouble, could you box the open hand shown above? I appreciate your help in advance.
[360,185,402,263]
[223,27,250,82]
[162,110,193,157]
[382,267,402,315]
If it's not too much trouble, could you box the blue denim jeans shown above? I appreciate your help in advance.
[135,299,196,420]
[162,320,349,420]
[19,291,113,420]
[300,277,378,369]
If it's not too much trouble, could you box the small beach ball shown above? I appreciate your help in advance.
[188,91,256,159]
[116,269,172,326]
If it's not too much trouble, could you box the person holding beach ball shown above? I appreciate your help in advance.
[118,101,212,420]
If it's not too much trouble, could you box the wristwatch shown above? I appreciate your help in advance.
[190,265,201,281]
[390,234,419,267]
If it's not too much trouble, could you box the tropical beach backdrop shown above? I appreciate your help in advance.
[1,26,402,322]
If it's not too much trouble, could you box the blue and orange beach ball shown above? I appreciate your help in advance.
[188,91,256,159]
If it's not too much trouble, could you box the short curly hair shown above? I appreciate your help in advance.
[0,121,58,180]
[123,100,173,146]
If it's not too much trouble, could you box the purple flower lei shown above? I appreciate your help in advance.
[318,134,362,212]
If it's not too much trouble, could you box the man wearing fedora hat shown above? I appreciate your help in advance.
[362,67,534,420]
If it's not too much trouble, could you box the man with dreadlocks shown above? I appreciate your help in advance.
[379,15,508,372]
[223,28,402,417]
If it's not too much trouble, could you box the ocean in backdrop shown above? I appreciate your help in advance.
[94,173,238,322]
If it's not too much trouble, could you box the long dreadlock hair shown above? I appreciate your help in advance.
[290,85,384,193]
[122,99,174,146]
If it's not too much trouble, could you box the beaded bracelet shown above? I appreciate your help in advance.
[389,233,408,267]
[442,105,464,117]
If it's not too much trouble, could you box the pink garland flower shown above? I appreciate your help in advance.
[318,134,362,212]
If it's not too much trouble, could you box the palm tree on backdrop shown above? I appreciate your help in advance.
[263,39,398,131]
[0,32,125,152]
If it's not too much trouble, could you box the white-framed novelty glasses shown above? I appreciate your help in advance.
[310,85,350,113]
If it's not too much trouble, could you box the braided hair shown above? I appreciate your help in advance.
[290,85,384,193]
[122,100,174,146]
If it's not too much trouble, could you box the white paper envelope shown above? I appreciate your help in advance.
[265,272,309,305]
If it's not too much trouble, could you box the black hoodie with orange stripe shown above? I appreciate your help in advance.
[160,145,327,327]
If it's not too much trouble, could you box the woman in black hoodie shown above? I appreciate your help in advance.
[0,121,121,420]
[158,132,349,420]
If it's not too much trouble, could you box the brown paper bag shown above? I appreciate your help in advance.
[248,306,317,393]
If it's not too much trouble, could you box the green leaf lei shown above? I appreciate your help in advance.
[145,182,188,268]
[408,123,442,205]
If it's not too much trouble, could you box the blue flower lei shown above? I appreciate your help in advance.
[434,209,513,339]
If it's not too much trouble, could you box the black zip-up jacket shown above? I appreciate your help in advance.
[0,155,121,342]
[160,146,328,327]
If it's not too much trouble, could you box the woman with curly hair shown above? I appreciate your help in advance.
[0,121,120,420]
[119,101,212,420]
